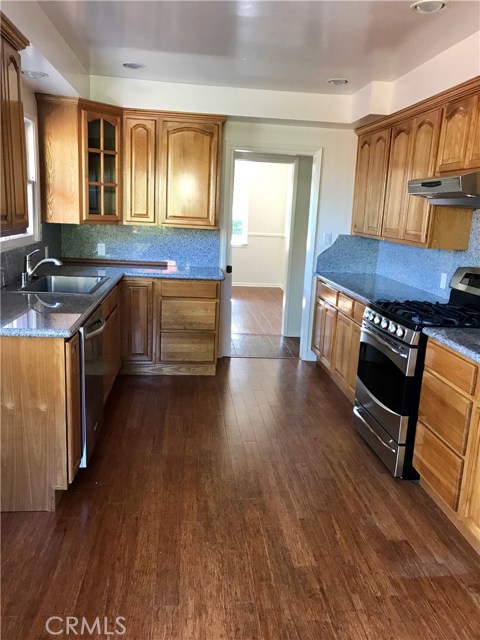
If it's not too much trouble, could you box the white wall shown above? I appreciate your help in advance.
[232,161,291,288]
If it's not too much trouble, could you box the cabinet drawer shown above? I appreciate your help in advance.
[425,340,477,395]
[318,282,338,307]
[353,301,366,324]
[160,332,216,363]
[337,293,354,317]
[419,370,473,455]
[161,280,218,299]
[161,299,217,331]
[414,422,464,511]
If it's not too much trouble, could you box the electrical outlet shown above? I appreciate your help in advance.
[440,272,448,289]
[323,232,332,246]
[97,243,106,256]
[44,246,49,258]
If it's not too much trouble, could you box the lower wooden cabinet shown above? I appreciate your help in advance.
[121,277,221,374]
[312,278,365,402]
[414,339,480,553]
[0,335,82,511]
[102,285,122,402]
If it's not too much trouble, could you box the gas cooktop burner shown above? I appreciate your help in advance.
[374,299,480,329]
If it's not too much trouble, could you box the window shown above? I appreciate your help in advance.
[1,117,41,249]
[231,160,249,247]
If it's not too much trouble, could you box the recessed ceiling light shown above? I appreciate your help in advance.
[410,1,448,14]
[122,62,145,70]
[22,70,49,79]
[328,78,348,86]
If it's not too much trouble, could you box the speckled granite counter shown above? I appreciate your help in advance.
[422,327,480,364]
[316,272,448,306]
[0,263,224,338]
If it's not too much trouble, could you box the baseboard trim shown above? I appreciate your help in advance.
[232,282,284,290]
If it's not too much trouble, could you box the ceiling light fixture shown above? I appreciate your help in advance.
[22,70,49,79]
[122,62,145,70]
[410,1,448,14]
[328,78,348,86]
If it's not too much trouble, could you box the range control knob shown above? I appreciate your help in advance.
[396,327,405,338]
[381,318,389,329]
[388,322,397,334]
[374,315,381,325]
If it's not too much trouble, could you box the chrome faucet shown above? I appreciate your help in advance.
[21,249,63,287]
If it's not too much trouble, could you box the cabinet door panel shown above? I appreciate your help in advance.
[312,299,325,357]
[460,407,480,541]
[382,123,411,240]
[161,121,219,228]
[121,279,154,362]
[65,334,82,484]
[418,370,472,456]
[436,97,474,173]
[413,421,464,512]
[124,116,157,224]
[351,136,371,234]
[320,304,337,371]
[465,95,480,170]
[364,129,390,237]
[347,322,361,401]
[402,109,441,244]
[332,313,353,390]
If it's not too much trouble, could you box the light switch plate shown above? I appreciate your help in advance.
[97,243,106,256]
[440,272,448,289]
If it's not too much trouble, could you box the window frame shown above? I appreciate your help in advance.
[1,114,41,250]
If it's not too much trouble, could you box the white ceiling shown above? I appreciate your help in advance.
[33,1,480,94]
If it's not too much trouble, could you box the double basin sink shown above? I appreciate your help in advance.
[18,275,108,295]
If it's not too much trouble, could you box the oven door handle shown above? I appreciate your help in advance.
[353,406,397,454]
[361,326,407,359]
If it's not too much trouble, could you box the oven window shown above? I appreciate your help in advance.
[357,342,414,415]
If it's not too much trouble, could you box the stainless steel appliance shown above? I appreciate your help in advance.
[79,307,105,467]
[407,170,480,208]
[354,267,480,479]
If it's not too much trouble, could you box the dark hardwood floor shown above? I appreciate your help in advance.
[2,359,480,639]
[231,286,300,358]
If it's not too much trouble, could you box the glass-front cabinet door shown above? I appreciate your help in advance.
[82,111,121,222]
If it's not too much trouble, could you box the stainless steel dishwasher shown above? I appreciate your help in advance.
[79,307,105,467]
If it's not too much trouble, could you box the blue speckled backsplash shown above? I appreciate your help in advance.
[317,209,480,298]
[60,224,220,267]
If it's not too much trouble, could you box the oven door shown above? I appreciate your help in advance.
[356,325,418,444]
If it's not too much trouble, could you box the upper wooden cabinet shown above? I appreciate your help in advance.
[352,78,479,250]
[37,95,123,225]
[0,13,29,237]
[160,119,221,228]
[123,114,159,225]
[436,95,480,173]
[351,129,390,237]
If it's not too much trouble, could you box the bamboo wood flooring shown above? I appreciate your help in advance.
[2,359,480,639]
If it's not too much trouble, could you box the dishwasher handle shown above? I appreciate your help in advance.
[84,317,106,341]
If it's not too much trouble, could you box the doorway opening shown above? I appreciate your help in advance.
[229,152,313,358]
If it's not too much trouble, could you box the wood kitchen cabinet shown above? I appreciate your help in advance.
[351,129,390,237]
[37,95,123,224]
[413,338,480,554]
[1,334,83,511]
[312,278,365,403]
[436,94,480,173]
[160,118,222,228]
[0,13,29,237]
[123,113,159,225]
[353,78,479,249]
[121,278,155,363]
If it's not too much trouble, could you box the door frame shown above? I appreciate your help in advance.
[219,139,323,362]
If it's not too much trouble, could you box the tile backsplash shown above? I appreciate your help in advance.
[317,209,480,297]
[60,224,221,267]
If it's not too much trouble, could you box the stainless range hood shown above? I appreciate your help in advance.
[408,171,480,208]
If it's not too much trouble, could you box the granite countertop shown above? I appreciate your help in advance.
[315,271,480,363]
[423,327,480,364]
[316,271,449,306]
[0,263,224,338]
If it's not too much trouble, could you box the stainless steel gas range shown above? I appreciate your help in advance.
[353,267,480,479]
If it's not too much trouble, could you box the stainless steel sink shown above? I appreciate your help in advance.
[19,275,108,294]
